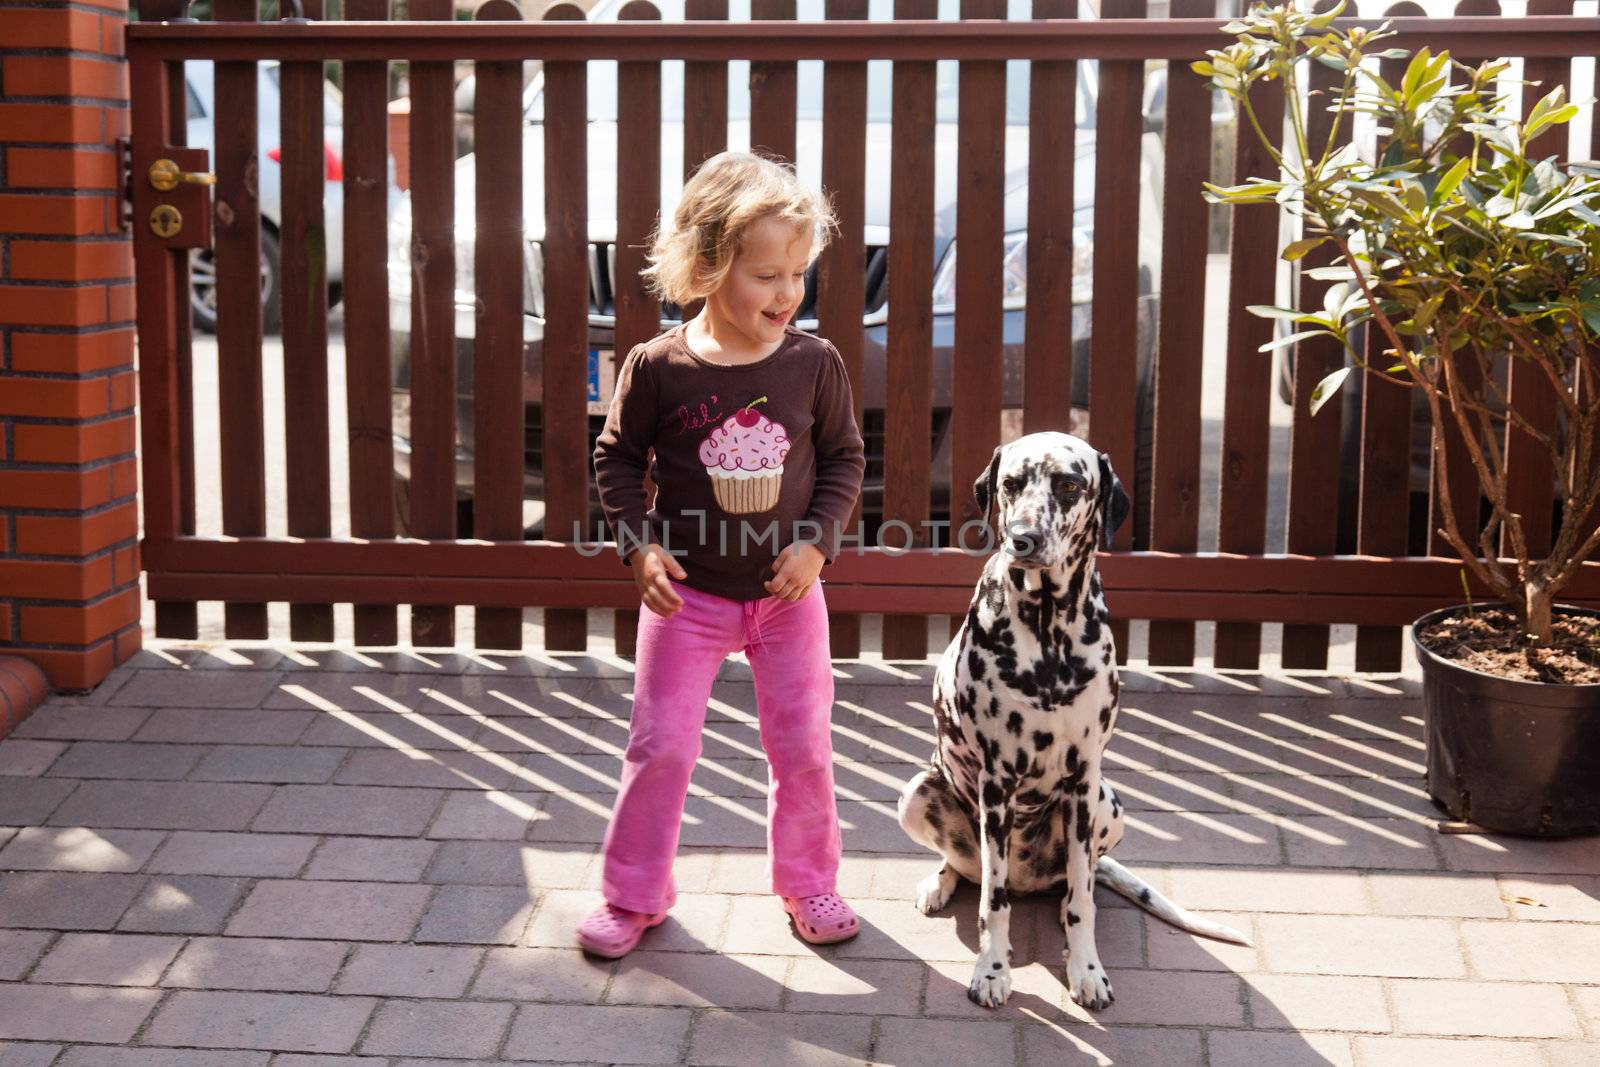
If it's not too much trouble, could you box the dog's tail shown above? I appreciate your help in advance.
[1095,856,1252,946]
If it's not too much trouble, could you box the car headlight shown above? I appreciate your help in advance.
[929,228,1093,315]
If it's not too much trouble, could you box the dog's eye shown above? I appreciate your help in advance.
[1001,476,1025,495]
[1054,475,1083,497]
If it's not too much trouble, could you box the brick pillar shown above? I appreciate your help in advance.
[0,0,142,707]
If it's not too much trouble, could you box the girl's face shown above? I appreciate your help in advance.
[704,216,812,350]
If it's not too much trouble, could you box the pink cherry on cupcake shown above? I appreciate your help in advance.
[735,396,769,428]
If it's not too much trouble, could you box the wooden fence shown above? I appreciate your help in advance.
[128,0,1600,671]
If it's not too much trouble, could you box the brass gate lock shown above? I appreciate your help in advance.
[148,158,217,192]
[149,204,183,239]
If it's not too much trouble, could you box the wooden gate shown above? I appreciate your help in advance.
[128,1,1600,670]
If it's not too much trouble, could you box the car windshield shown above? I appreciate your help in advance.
[526,0,1099,128]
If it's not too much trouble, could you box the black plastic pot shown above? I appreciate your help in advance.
[1411,604,1600,837]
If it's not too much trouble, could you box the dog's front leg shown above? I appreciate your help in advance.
[1062,765,1115,1010]
[968,777,1013,1008]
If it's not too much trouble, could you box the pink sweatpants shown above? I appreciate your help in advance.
[600,579,842,914]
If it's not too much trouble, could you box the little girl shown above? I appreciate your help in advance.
[578,151,867,957]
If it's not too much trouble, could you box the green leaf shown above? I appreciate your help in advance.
[1258,330,1333,354]
[1432,157,1472,204]
[1246,304,1309,320]
[1310,367,1352,415]
[1282,236,1329,261]
[1582,304,1600,334]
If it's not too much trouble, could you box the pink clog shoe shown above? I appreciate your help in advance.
[576,903,667,958]
[781,892,860,944]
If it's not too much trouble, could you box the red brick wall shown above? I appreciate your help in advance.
[0,0,142,700]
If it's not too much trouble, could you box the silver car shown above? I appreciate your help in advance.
[387,0,1166,539]
[183,59,349,334]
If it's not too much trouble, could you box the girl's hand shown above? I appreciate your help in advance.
[631,544,688,617]
[764,543,826,601]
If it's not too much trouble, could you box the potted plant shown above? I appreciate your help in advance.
[1198,2,1600,835]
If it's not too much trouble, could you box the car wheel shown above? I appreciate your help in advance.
[187,228,283,336]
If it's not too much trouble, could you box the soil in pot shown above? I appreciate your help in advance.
[1416,608,1600,685]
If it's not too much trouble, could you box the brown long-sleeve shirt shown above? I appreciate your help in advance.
[592,322,866,602]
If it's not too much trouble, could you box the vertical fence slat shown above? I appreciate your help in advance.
[1090,0,1145,663]
[1021,0,1075,438]
[685,0,730,180]
[472,0,527,650]
[1214,51,1282,670]
[611,0,666,657]
[950,0,1007,537]
[281,0,334,642]
[1354,6,1424,672]
[131,31,189,635]
[342,0,398,646]
[214,0,269,639]
[1500,0,1570,561]
[751,0,798,165]
[141,0,199,639]
[407,0,459,646]
[1281,0,1348,669]
[542,0,592,651]
[819,0,868,658]
[1146,0,1212,667]
[883,0,938,659]
[1429,0,1495,559]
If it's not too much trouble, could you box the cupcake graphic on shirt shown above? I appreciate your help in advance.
[698,396,790,514]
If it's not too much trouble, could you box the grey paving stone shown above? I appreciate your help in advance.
[303,836,438,882]
[296,711,478,751]
[358,999,515,1059]
[0,778,79,825]
[334,748,519,791]
[44,741,203,781]
[47,780,274,832]
[117,874,253,934]
[111,669,284,709]
[0,825,166,872]
[190,745,348,784]
[262,671,433,712]
[0,739,67,776]
[0,872,146,930]
[146,830,317,877]
[686,1008,875,1067]
[56,1051,271,1067]
[10,705,153,742]
[425,789,547,840]
[142,990,377,1054]
[423,841,595,889]
[163,936,348,992]
[0,930,55,980]
[503,1004,691,1064]
[471,947,613,1004]
[30,932,184,986]
[334,944,482,999]
[414,885,539,945]
[132,707,316,745]
[0,1044,63,1067]
[251,785,444,837]
[227,880,433,942]
[0,983,161,1043]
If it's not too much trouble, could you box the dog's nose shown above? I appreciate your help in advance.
[1008,528,1045,557]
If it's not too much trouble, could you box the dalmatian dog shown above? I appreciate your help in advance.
[897,431,1249,1010]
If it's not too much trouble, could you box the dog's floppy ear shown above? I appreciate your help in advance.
[1097,451,1130,548]
[974,446,1003,525]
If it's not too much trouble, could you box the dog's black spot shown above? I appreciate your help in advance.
[1033,730,1053,751]
[1005,711,1024,737]
[990,887,1009,912]
[1139,887,1152,905]
[1066,910,1080,926]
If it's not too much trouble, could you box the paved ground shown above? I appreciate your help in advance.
[0,646,1595,1066]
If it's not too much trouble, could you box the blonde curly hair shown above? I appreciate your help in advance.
[641,150,839,306]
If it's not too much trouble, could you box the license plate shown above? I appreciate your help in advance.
[586,348,615,416]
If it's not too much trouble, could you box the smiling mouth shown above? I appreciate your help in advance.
[764,310,789,323]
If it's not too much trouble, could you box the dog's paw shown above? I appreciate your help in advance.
[967,957,1013,1008]
[915,868,957,915]
[1065,955,1114,1011]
